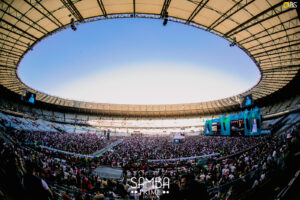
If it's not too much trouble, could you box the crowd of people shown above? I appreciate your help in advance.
[0,113,299,200]
[13,130,116,155]
[96,136,262,168]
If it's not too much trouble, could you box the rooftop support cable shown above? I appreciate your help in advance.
[0,18,37,40]
[252,42,300,57]
[23,0,61,28]
[239,17,299,45]
[225,1,285,37]
[1,1,49,34]
[186,0,209,24]
[35,0,64,27]
[160,0,171,18]
[207,0,254,30]
[133,0,136,17]
[60,0,84,22]
[97,0,107,17]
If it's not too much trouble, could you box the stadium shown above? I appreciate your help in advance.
[0,0,299,199]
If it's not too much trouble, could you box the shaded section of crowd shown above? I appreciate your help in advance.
[0,121,299,199]
[14,130,116,155]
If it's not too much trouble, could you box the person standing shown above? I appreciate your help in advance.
[178,174,209,200]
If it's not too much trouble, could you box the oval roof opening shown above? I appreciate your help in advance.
[18,18,260,105]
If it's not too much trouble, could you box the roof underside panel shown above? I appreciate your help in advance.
[0,0,299,117]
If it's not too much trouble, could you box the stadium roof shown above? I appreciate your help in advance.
[0,0,299,117]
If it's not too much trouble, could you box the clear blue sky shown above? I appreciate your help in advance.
[18,18,260,104]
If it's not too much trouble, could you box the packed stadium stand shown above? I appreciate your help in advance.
[0,0,300,200]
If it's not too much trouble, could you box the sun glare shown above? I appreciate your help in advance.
[53,62,253,104]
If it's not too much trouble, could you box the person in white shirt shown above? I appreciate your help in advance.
[272,150,276,158]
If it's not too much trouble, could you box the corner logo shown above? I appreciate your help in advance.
[130,177,170,199]
[283,2,297,8]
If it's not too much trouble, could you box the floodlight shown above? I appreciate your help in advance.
[71,18,77,31]
[163,12,168,26]
[229,37,236,47]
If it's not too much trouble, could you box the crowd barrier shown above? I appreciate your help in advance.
[148,153,220,163]
[215,144,259,161]
[91,139,124,157]
[38,139,124,159]
[39,145,94,158]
